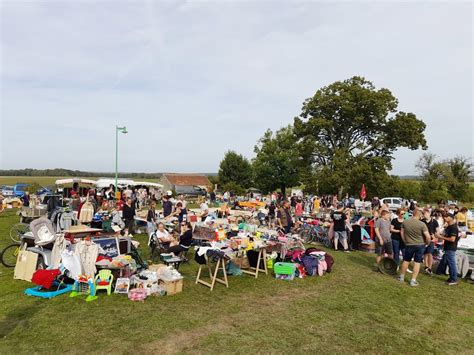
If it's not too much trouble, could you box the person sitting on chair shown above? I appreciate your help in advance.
[167,222,193,256]
[152,222,174,248]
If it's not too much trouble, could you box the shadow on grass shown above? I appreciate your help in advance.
[0,299,44,338]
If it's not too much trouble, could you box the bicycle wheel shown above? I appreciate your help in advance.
[1,244,20,267]
[10,223,30,243]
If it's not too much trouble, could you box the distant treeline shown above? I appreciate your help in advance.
[0,169,163,179]
[0,169,218,178]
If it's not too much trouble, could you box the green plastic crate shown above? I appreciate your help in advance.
[273,262,296,276]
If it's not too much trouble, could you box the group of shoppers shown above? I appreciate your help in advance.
[374,205,465,286]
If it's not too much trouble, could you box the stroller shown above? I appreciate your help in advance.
[25,217,61,269]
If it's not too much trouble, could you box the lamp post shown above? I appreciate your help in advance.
[115,125,128,199]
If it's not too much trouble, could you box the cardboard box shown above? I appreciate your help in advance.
[158,278,183,296]
[148,264,167,273]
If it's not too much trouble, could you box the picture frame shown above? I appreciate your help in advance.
[93,237,120,258]
[114,278,130,294]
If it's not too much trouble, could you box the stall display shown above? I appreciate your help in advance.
[12,199,338,304]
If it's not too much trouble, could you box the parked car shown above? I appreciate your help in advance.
[1,184,29,198]
[1,185,14,197]
[175,185,206,197]
[381,197,404,211]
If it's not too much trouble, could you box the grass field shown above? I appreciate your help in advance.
[0,210,473,354]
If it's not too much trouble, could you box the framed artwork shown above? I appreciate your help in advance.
[93,237,120,258]
[114,278,130,294]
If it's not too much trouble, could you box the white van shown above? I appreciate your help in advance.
[381,197,404,211]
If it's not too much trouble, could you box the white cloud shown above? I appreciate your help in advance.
[1,1,472,174]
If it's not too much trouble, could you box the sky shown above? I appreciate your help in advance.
[0,0,472,175]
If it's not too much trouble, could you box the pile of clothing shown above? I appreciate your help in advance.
[287,247,334,278]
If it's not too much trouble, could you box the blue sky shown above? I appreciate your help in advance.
[1,1,472,174]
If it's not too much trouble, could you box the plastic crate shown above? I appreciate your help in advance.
[273,262,296,276]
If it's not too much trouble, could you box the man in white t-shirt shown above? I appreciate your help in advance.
[200,200,209,222]
[150,222,174,247]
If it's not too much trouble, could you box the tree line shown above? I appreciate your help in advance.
[0,168,163,179]
[215,76,473,202]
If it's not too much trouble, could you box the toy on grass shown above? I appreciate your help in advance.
[69,275,97,302]
[94,269,114,296]
[25,267,74,299]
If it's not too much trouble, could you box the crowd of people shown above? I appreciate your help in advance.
[50,182,472,286]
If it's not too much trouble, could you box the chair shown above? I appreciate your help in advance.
[95,269,114,296]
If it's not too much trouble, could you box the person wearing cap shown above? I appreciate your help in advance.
[436,213,460,285]
[399,208,431,287]
[422,208,439,275]
[331,203,349,252]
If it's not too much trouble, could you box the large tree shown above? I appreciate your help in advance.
[445,156,472,200]
[294,76,427,196]
[218,151,253,189]
[416,153,449,202]
[252,126,300,195]
[416,153,472,202]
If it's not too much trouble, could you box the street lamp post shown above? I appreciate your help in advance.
[115,125,128,199]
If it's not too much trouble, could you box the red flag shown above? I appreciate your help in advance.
[360,184,367,200]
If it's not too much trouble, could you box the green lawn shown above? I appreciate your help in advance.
[0,209,473,354]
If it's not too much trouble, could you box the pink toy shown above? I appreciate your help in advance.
[128,288,147,301]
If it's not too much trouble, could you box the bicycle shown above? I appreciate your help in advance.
[1,243,21,267]
[9,222,30,243]
[299,223,331,248]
